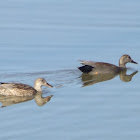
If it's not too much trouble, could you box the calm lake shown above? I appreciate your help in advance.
[0,0,140,140]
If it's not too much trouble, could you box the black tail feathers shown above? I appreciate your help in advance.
[78,65,93,73]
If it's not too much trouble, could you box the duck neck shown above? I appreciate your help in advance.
[34,84,42,92]
[119,59,126,68]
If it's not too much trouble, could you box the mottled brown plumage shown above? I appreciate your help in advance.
[0,78,53,96]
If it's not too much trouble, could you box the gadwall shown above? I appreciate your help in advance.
[78,54,138,74]
[0,78,53,96]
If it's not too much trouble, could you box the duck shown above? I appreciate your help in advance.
[78,54,138,74]
[0,78,53,96]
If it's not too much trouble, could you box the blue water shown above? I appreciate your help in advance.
[0,0,140,140]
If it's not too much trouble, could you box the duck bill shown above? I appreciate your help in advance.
[45,82,53,88]
[131,60,138,64]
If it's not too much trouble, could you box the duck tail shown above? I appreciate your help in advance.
[78,65,93,73]
[0,82,7,85]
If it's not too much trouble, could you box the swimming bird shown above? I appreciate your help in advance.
[0,78,53,96]
[78,54,138,74]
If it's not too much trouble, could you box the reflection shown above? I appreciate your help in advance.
[0,92,53,108]
[119,70,138,82]
[35,92,53,107]
[80,69,138,87]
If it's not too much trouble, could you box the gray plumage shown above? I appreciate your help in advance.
[78,55,137,74]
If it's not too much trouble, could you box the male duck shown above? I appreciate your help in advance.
[78,54,138,74]
[0,78,53,96]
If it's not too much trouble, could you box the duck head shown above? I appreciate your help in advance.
[119,54,138,68]
[34,78,53,91]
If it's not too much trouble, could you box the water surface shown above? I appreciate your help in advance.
[0,0,140,140]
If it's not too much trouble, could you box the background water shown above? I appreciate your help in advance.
[0,0,140,140]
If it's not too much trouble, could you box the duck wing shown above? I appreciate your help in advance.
[0,83,36,96]
[0,83,34,90]
[80,60,97,67]
[0,83,15,89]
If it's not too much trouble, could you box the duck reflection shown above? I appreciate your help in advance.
[35,92,53,107]
[80,69,138,87]
[119,70,138,82]
[0,92,53,108]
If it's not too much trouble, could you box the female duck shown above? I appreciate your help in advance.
[0,78,53,96]
[78,54,138,74]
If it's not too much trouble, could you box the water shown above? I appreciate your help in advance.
[0,0,140,140]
